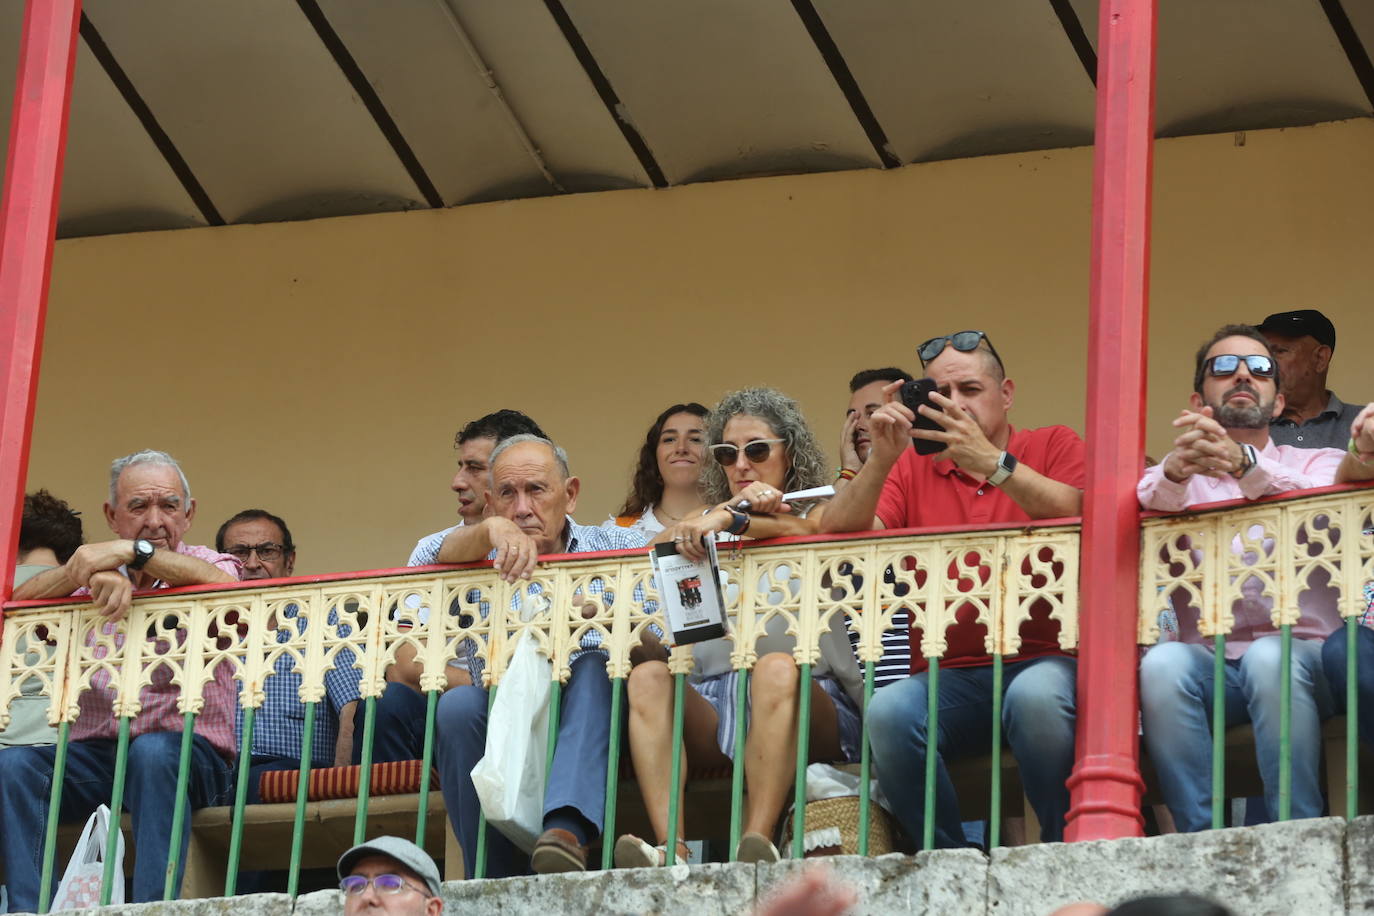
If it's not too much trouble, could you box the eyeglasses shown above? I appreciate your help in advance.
[1204,354,1275,379]
[225,542,286,561]
[339,874,429,897]
[709,438,784,466]
[917,330,1005,370]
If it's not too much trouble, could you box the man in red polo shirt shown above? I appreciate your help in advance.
[821,330,1084,847]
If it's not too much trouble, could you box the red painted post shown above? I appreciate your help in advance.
[1065,0,1156,841]
[0,0,83,612]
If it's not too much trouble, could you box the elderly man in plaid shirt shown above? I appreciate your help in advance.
[0,450,241,909]
[433,435,648,878]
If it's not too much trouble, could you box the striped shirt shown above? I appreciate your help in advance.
[72,543,243,759]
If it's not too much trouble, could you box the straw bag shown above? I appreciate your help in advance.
[780,795,894,857]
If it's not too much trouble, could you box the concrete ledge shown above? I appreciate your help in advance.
[33,817,1374,915]
[987,817,1348,916]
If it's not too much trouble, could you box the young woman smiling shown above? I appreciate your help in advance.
[604,403,709,537]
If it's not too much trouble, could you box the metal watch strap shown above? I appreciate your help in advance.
[987,451,1018,487]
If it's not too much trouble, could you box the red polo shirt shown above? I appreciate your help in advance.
[875,425,1085,672]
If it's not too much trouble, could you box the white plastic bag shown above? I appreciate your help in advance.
[51,804,124,910]
[470,630,552,853]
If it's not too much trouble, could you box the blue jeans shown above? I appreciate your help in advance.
[354,681,429,764]
[0,732,231,910]
[1322,624,1374,750]
[1139,636,1333,833]
[866,655,1076,848]
[434,652,611,878]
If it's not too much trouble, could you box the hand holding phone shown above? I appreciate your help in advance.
[898,379,947,455]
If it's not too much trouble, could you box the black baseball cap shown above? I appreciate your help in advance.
[1255,309,1336,349]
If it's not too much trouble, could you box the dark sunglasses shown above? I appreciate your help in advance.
[917,330,1005,369]
[709,438,784,466]
[1205,354,1275,379]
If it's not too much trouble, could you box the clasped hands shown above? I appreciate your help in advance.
[660,481,790,562]
[1162,407,1245,483]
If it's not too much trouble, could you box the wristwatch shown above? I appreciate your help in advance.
[986,451,1019,488]
[1230,443,1259,479]
[129,538,155,571]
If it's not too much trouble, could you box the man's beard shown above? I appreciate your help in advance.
[1211,383,1273,430]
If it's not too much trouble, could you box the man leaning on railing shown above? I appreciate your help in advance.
[1136,324,1374,832]
[0,449,242,909]
[431,434,648,878]
[820,330,1085,847]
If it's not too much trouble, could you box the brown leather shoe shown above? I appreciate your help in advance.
[531,828,588,874]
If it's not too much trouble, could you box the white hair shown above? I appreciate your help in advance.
[488,434,571,481]
[109,449,192,504]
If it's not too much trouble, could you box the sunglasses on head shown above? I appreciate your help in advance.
[917,330,1005,369]
[1205,354,1275,379]
[709,438,784,466]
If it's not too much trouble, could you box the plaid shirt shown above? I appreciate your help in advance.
[467,518,648,682]
[236,604,363,765]
[72,544,242,760]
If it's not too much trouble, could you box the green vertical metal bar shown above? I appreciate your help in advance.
[790,662,813,860]
[415,689,439,846]
[728,669,748,860]
[923,658,939,851]
[1278,624,1293,821]
[1211,635,1225,829]
[599,677,625,870]
[353,695,377,844]
[161,711,198,900]
[474,685,498,879]
[665,672,687,865]
[989,653,1004,849]
[857,661,874,857]
[1347,616,1359,821]
[287,701,318,898]
[37,721,71,914]
[544,680,563,780]
[101,716,132,906]
[223,706,256,896]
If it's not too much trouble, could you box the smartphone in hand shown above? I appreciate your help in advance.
[898,378,947,455]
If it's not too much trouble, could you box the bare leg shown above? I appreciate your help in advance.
[625,661,730,848]
[742,652,843,837]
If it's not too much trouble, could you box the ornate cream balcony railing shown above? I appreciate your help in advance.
[1137,484,1372,826]
[0,522,1081,908]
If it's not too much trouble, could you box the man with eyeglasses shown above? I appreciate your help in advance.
[1,449,242,909]
[821,330,1085,848]
[215,510,363,809]
[1255,309,1365,451]
[337,836,443,915]
[1137,324,1374,832]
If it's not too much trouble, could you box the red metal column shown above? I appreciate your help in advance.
[1065,0,1156,841]
[0,0,83,610]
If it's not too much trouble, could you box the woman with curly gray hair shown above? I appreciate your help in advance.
[616,388,862,868]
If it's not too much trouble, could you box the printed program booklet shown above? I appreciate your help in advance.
[651,538,728,645]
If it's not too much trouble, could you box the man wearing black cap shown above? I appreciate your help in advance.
[337,835,443,915]
[1257,309,1364,450]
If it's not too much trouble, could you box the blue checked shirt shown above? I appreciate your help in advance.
[407,523,462,567]
[466,518,649,682]
[236,603,364,766]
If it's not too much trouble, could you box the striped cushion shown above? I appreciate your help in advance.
[258,760,439,804]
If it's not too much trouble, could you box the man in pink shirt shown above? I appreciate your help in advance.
[1137,325,1374,832]
[0,449,241,908]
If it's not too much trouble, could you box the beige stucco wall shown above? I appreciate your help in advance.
[28,118,1374,575]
